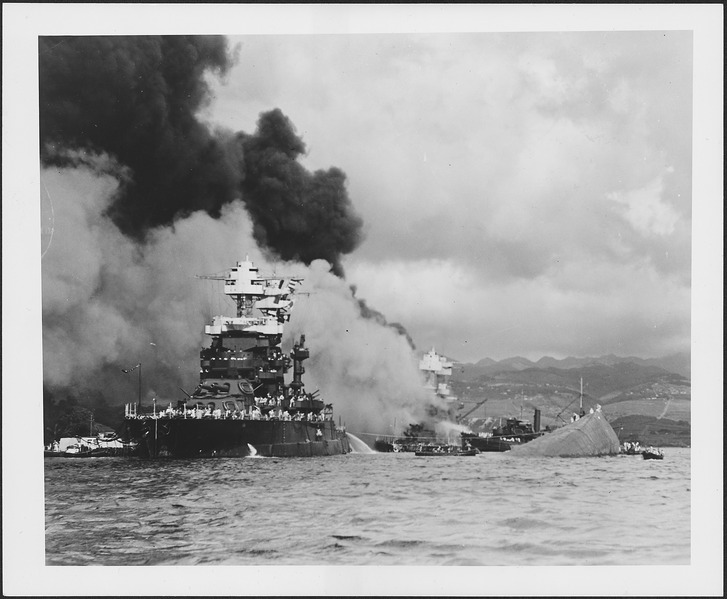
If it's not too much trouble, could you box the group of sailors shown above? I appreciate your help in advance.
[621,441,662,455]
[570,404,602,422]
[253,391,312,408]
[622,441,641,453]
[145,402,331,423]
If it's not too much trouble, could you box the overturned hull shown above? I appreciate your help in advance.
[121,418,350,458]
[509,411,620,458]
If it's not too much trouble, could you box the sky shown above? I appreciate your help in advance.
[2,5,724,596]
[198,30,695,362]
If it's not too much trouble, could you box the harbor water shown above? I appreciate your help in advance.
[44,446,690,567]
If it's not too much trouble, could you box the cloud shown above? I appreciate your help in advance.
[204,31,691,361]
[608,169,680,236]
[346,254,690,361]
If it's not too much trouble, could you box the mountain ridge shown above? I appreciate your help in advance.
[452,352,690,379]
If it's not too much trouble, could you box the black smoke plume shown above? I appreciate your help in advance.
[39,35,362,274]
[238,110,363,277]
[351,286,415,349]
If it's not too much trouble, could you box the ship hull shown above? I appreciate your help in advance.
[120,418,351,459]
[465,436,512,452]
[509,411,620,458]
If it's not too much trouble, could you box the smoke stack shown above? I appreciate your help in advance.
[534,408,541,433]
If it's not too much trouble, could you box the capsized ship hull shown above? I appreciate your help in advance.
[122,418,350,458]
[509,411,620,457]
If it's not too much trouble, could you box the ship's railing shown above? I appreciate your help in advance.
[124,406,334,423]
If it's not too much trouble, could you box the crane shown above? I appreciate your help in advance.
[456,398,488,423]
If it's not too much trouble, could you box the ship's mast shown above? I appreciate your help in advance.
[579,377,583,414]
[199,258,302,338]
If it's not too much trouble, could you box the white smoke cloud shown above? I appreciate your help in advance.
[287,260,440,435]
[41,163,438,433]
[42,163,264,396]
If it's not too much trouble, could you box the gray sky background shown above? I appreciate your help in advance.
[204,30,693,361]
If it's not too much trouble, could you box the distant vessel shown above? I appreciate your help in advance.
[461,409,544,452]
[418,347,458,405]
[373,347,458,452]
[118,258,351,458]
[460,435,512,452]
[44,434,125,458]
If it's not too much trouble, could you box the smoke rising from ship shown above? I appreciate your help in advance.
[41,165,435,433]
[40,35,432,434]
[39,36,362,276]
[287,262,437,435]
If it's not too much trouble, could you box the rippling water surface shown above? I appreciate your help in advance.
[45,447,690,566]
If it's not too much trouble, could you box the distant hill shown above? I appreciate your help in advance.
[609,415,690,447]
[497,362,687,401]
[497,356,536,371]
[453,352,690,379]
[447,353,690,427]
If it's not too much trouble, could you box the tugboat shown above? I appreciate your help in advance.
[118,258,351,458]
[461,409,544,452]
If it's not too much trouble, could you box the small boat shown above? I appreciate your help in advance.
[414,445,479,457]
[44,434,128,458]
[45,443,112,458]
[642,449,664,460]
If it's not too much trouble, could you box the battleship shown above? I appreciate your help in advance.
[118,258,351,458]
[373,347,458,452]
